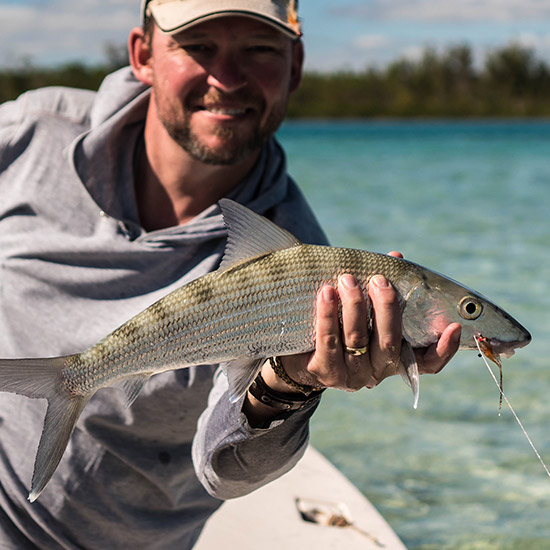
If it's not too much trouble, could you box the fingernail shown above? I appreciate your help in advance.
[371,275,389,288]
[340,274,357,289]
[322,286,335,303]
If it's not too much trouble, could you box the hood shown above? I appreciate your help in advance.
[70,67,302,247]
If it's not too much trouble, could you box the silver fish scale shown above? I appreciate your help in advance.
[2,198,531,505]
[61,245,423,397]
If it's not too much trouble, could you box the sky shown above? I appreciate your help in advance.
[1,0,550,71]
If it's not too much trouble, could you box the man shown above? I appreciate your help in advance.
[0,1,461,548]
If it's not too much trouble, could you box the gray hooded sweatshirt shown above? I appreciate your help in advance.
[0,67,327,549]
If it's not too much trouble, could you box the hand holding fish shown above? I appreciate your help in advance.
[254,274,461,396]
[245,270,462,426]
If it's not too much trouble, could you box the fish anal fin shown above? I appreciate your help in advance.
[218,199,301,272]
[399,340,420,409]
[221,357,265,403]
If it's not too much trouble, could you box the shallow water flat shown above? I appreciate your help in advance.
[278,120,550,550]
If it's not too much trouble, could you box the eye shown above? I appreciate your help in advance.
[458,296,483,320]
[180,44,214,55]
[249,44,279,53]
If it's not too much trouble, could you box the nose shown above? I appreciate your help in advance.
[206,53,247,93]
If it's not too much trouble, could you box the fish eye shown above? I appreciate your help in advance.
[458,296,483,320]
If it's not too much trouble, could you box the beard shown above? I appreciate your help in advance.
[154,88,288,166]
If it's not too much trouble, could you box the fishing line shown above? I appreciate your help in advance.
[474,336,550,480]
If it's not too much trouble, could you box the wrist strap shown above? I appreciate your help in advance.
[248,371,324,412]
[269,356,319,396]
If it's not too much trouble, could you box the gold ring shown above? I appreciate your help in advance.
[345,345,368,357]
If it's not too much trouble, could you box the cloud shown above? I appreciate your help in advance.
[3,0,550,72]
[399,44,428,63]
[0,4,34,27]
[0,0,138,66]
[353,34,391,51]
[335,0,550,23]
[515,32,550,51]
[1,0,138,33]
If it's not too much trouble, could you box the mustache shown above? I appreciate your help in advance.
[192,88,264,110]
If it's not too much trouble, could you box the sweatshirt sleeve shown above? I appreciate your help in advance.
[191,367,320,500]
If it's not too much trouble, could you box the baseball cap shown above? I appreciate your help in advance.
[141,0,301,38]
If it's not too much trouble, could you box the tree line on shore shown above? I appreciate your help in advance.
[1,43,550,117]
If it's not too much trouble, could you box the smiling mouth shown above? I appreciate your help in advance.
[198,105,252,117]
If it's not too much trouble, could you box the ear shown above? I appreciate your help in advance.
[289,39,304,94]
[129,26,153,86]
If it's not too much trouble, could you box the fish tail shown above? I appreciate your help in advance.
[0,355,89,501]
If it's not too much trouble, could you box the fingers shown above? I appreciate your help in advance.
[365,275,403,386]
[276,284,345,390]
[307,274,402,391]
[282,272,460,396]
[339,275,370,388]
[339,275,369,354]
[310,285,341,384]
[304,275,371,389]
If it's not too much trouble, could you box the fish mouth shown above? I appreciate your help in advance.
[487,332,532,358]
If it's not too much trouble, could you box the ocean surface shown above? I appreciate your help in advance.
[276,120,550,550]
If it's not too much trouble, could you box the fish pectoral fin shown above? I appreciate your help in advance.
[218,199,302,272]
[221,357,265,403]
[117,374,151,408]
[399,340,420,410]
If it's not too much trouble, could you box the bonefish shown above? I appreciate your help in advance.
[0,199,531,501]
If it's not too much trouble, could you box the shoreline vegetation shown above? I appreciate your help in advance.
[1,44,550,118]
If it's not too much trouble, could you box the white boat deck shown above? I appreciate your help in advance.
[194,446,407,550]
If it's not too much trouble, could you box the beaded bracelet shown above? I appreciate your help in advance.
[269,356,320,396]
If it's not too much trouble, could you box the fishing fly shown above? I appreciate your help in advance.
[474,335,550,481]
[475,334,504,414]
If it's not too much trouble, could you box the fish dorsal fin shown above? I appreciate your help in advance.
[218,199,301,272]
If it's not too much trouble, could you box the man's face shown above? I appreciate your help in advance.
[146,16,302,165]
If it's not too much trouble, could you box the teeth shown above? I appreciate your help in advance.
[206,107,247,116]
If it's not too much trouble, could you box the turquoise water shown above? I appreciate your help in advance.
[276,121,550,550]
